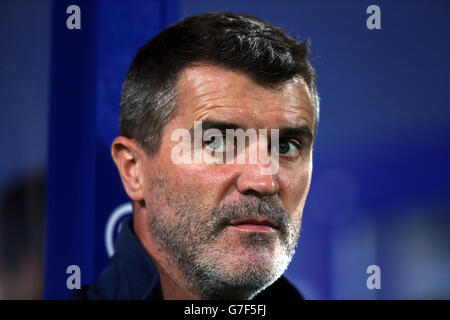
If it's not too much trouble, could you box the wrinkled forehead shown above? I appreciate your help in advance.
[174,64,315,132]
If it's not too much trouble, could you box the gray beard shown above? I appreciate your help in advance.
[148,178,301,299]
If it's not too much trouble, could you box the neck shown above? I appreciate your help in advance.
[154,259,201,300]
[133,210,201,300]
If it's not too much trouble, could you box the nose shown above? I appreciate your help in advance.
[234,132,280,197]
[236,167,279,197]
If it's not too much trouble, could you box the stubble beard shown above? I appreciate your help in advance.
[148,177,302,300]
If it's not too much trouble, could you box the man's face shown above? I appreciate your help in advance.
[140,64,314,299]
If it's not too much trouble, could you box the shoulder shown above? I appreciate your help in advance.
[68,284,104,300]
[253,276,304,301]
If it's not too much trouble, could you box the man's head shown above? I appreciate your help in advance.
[112,12,319,299]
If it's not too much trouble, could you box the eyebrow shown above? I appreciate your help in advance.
[189,119,313,143]
[279,126,313,144]
[190,120,240,134]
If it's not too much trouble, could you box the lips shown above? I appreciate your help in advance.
[228,217,279,232]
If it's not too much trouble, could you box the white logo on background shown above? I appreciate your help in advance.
[105,202,132,257]
[366,5,381,30]
[366,265,381,289]
[66,265,81,289]
[66,5,81,30]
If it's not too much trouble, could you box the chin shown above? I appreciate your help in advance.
[191,243,291,300]
[222,232,291,278]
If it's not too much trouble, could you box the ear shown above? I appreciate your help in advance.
[111,136,146,202]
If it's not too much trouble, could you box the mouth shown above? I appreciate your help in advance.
[227,217,279,233]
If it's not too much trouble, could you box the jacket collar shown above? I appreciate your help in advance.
[99,217,163,299]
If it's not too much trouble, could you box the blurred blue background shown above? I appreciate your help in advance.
[0,0,448,299]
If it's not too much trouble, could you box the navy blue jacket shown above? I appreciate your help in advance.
[70,218,303,300]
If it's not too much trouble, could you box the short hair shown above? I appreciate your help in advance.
[120,12,319,155]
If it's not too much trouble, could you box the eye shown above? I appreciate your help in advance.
[276,139,301,156]
[205,134,227,152]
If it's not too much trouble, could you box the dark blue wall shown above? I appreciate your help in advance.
[45,0,179,299]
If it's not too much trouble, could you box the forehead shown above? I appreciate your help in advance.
[175,64,314,130]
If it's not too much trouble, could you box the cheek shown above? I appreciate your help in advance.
[179,165,236,202]
[157,156,236,207]
[278,166,312,214]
